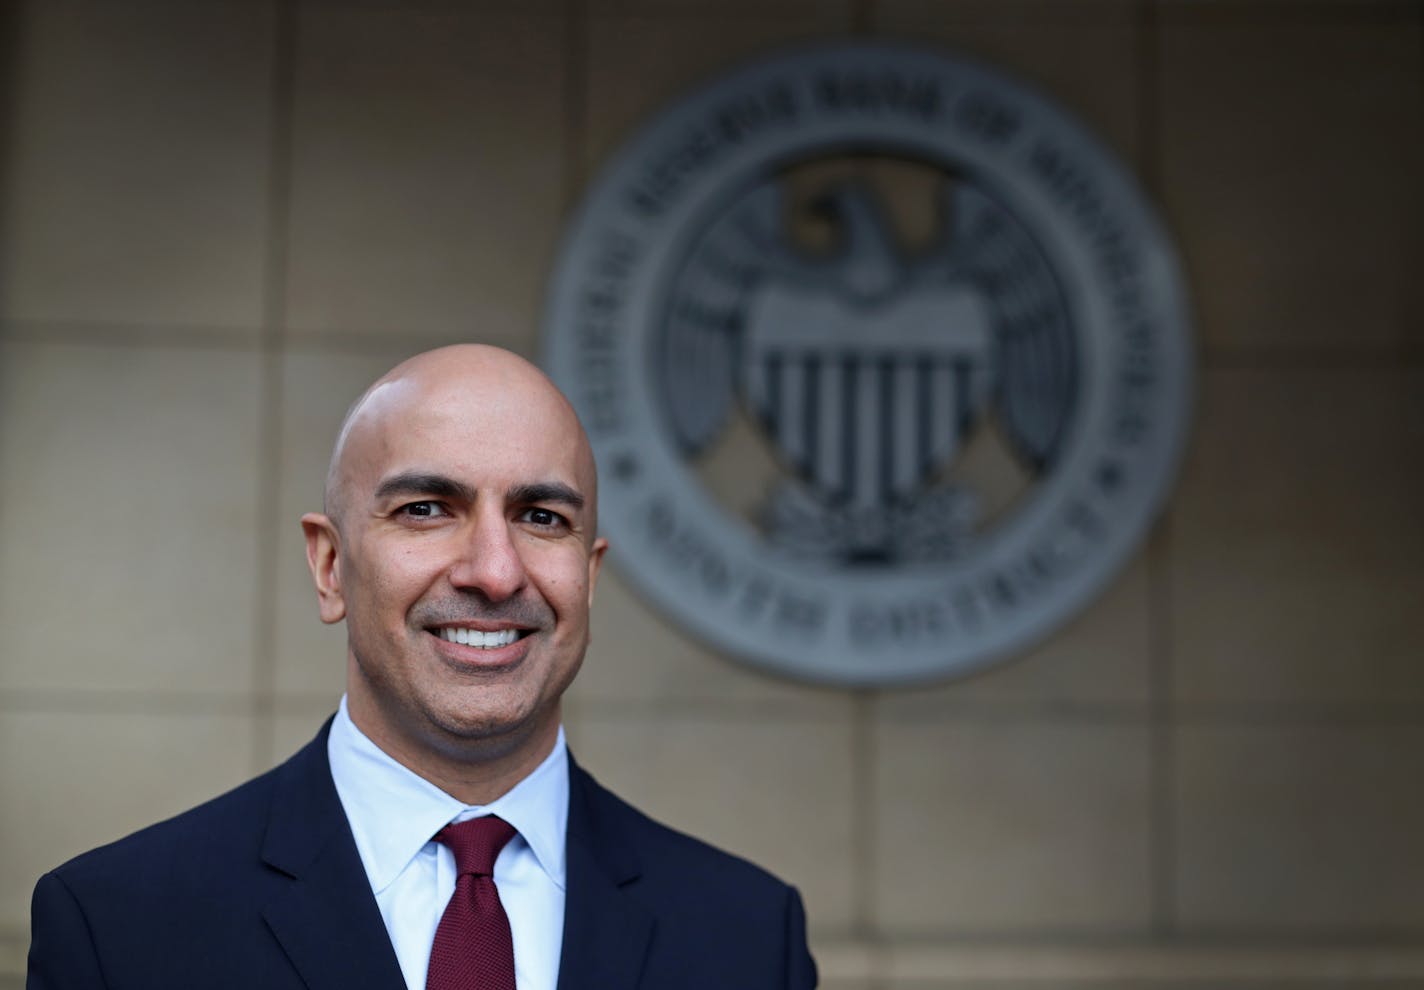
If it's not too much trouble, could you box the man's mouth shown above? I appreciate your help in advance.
[434,627,526,649]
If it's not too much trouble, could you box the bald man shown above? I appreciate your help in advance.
[27,346,817,990]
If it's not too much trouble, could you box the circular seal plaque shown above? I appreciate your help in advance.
[543,43,1192,685]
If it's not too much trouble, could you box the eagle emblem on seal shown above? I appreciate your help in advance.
[655,173,1079,565]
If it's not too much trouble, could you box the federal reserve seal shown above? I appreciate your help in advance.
[543,43,1192,685]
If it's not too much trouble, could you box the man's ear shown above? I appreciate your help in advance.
[586,536,609,607]
[301,513,346,624]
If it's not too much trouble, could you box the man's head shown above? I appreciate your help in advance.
[302,345,607,788]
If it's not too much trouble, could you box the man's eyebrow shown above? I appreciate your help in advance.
[373,474,586,512]
[373,472,477,505]
[508,482,586,511]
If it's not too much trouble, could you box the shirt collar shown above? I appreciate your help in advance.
[327,696,569,894]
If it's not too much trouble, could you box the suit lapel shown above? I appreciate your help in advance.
[556,758,655,990]
[259,723,407,990]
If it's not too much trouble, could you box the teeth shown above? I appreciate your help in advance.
[439,627,520,649]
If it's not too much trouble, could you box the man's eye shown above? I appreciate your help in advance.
[398,501,446,519]
[522,507,565,528]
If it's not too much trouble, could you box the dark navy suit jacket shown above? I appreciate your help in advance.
[26,722,817,989]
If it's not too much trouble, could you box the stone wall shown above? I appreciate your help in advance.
[2,1,1421,986]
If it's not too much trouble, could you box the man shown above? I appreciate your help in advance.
[27,345,817,989]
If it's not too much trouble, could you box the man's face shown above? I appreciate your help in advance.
[305,365,606,768]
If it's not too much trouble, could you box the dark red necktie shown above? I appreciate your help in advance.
[426,815,518,990]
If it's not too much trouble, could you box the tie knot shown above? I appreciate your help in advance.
[434,815,517,877]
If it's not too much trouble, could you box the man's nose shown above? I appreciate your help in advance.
[447,510,527,600]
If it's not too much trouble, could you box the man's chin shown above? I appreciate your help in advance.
[423,702,553,761]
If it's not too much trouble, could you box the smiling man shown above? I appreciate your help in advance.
[27,345,817,990]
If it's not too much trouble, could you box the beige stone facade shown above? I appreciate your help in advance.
[2,1,1422,986]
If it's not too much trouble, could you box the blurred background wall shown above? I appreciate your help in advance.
[1,1,1422,987]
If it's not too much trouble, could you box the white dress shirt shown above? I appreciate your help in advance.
[327,697,567,990]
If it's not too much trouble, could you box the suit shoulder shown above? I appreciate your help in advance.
[45,759,284,889]
[46,718,345,895]
[569,762,818,988]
